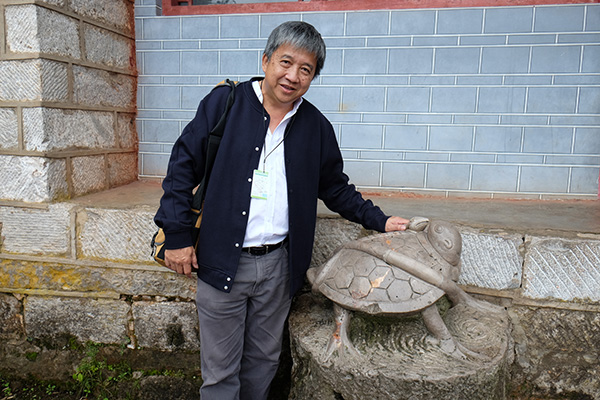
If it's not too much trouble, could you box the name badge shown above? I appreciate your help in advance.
[250,169,269,199]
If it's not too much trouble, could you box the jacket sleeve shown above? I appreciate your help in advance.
[317,122,389,233]
[153,97,213,250]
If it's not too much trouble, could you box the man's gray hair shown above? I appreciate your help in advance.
[264,21,326,79]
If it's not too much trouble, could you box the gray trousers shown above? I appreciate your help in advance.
[195,245,291,400]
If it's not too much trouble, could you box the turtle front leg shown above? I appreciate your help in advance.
[421,305,489,361]
[323,304,359,361]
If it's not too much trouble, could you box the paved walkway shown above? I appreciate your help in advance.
[77,180,600,236]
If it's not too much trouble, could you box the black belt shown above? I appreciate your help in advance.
[242,238,287,256]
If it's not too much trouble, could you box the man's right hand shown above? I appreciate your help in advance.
[164,246,197,278]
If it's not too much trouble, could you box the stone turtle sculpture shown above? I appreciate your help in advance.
[307,217,502,361]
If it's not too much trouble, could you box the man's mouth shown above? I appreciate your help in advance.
[280,83,296,93]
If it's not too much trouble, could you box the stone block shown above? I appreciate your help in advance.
[0,108,19,150]
[71,155,107,196]
[24,295,130,345]
[73,65,136,109]
[341,87,385,112]
[84,23,135,70]
[430,126,473,151]
[519,166,570,194]
[481,47,530,74]
[117,113,138,149]
[435,48,480,74]
[340,124,382,148]
[23,108,115,152]
[522,236,600,301]
[382,162,426,188]
[132,301,200,351]
[69,0,134,35]
[391,10,436,35]
[0,156,68,202]
[0,203,71,256]
[343,49,387,74]
[523,127,573,154]
[510,306,600,399]
[0,293,24,339]
[527,87,577,113]
[531,46,581,73]
[474,126,522,153]
[0,59,68,102]
[431,87,477,113]
[427,163,471,190]
[145,50,182,75]
[346,11,389,35]
[108,152,138,187]
[471,165,519,192]
[459,229,523,290]
[5,4,80,59]
[387,87,430,112]
[0,260,197,300]
[77,207,157,263]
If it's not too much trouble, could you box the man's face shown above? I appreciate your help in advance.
[261,43,317,111]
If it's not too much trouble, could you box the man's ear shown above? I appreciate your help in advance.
[261,53,269,73]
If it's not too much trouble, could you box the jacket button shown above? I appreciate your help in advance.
[235,243,240,247]
[227,277,231,282]
[224,286,229,290]
[248,178,252,182]
[242,211,247,216]
[255,147,260,151]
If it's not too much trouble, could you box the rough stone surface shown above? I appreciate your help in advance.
[5,4,80,59]
[0,108,19,150]
[289,294,513,400]
[23,108,115,152]
[69,0,134,34]
[522,236,600,302]
[72,155,107,196]
[84,23,134,69]
[0,156,68,202]
[510,306,600,399]
[459,229,524,290]
[108,152,138,187]
[0,260,197,300]
[0,59,68,102]
[0,293,24,338]
[311,218,367,269]
[0,203,71,256]
[24,295,130,345]
[117,113,138,149]
[73,65,136,109]
[132,301,200,351]
[77,206,157,262]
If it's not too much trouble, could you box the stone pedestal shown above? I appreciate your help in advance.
[289,294,513,400]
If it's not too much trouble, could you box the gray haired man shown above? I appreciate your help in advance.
[154,21,409,399]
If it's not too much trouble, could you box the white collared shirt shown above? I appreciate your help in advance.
[242,80,302,247]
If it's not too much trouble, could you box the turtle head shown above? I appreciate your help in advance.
[427,220,462,266]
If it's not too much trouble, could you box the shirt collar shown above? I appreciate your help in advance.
[252,79,303,116]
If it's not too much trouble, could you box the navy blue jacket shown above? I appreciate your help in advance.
[154,78,389,296]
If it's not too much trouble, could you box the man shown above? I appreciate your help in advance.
[154,21,409,400]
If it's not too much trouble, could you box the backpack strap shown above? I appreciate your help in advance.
[191,79,238,211]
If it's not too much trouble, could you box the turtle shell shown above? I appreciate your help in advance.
[310,230,456,315]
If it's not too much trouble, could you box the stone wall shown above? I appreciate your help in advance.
[0,188,599,398]
[0,0,138,202]
[135,3,600,200]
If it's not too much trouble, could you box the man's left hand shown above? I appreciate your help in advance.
[385,216,410,232]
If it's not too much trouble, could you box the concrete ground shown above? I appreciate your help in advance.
[80,180,600,236]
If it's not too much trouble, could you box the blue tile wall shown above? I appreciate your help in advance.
[135,3,600,199]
